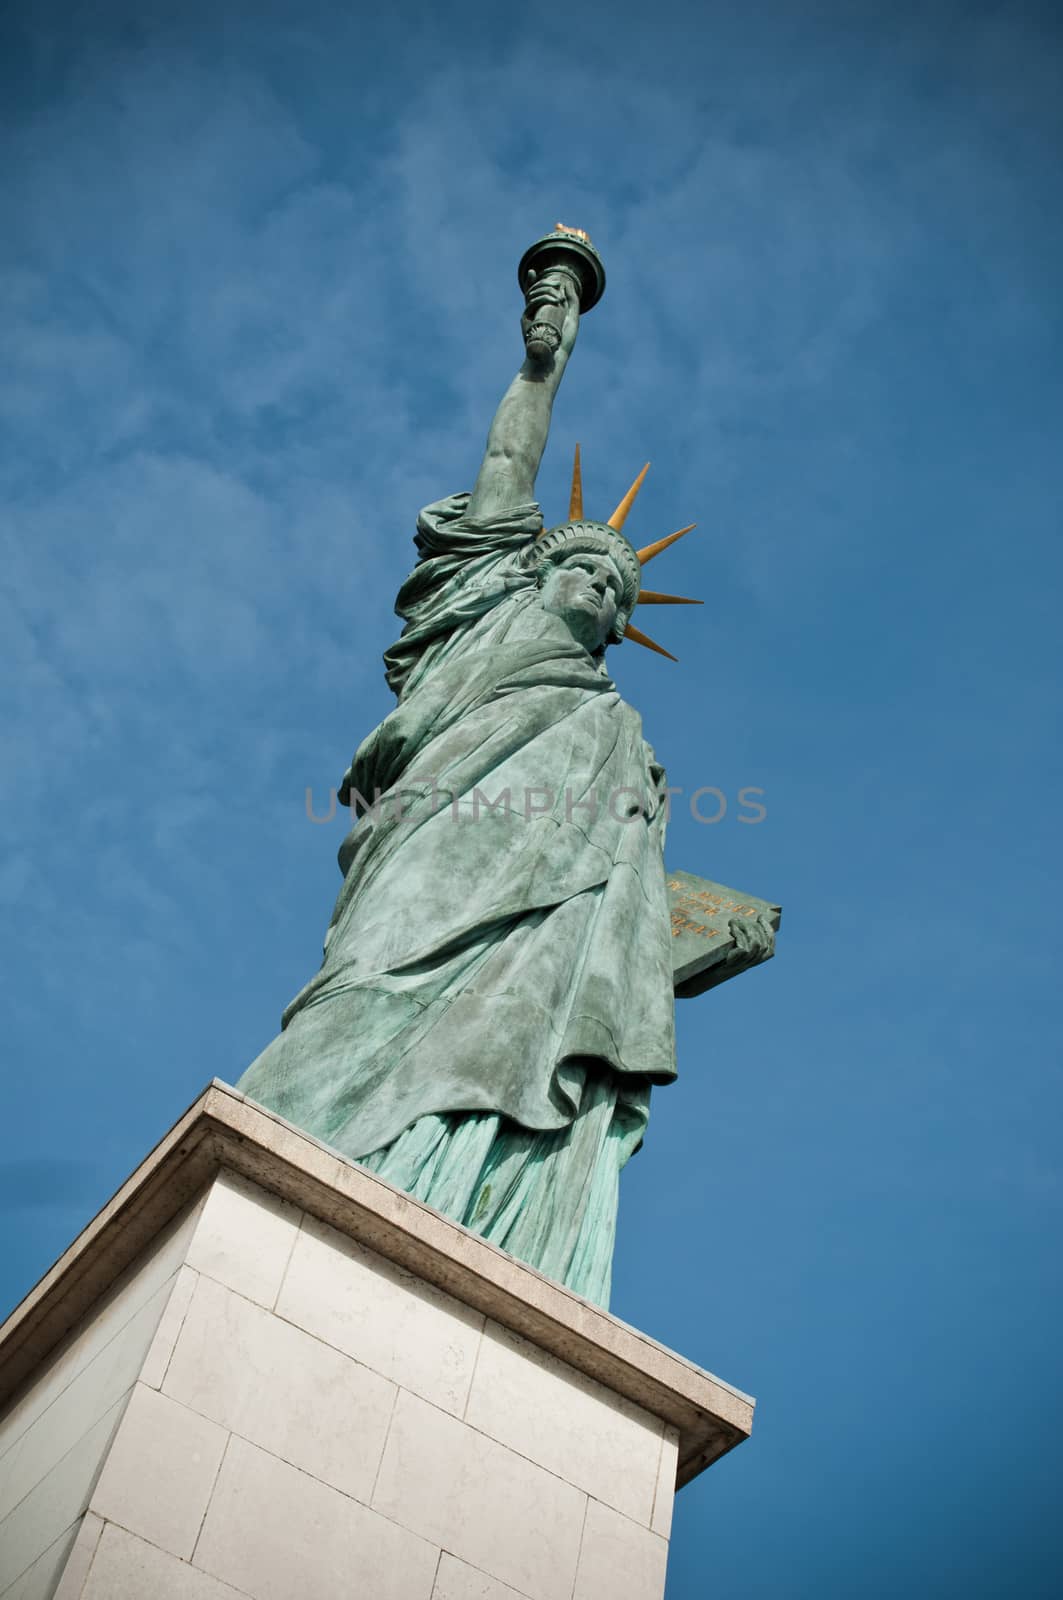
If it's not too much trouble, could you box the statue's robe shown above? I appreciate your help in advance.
[238,495,676,1303]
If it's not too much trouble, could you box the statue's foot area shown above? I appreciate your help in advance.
[359,1072,643,1308]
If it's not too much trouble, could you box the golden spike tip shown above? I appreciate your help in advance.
[636,590,703,606]
[623,621,678,662]
[569,443,584,520]
[607,463,650,532]
[636,523,697,566]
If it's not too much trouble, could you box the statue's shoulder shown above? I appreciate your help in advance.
[414,493,543,559]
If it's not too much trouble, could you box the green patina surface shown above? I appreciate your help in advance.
[667,869,780,998]
[238,232,779,1306]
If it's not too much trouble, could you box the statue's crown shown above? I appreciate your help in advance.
[531,448,701,661]
[532,520,642,617]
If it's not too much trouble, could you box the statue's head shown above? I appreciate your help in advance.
[524,450,701,662]
[531,521,641,651]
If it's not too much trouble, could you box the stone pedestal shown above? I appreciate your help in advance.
[0,1083,753,1600]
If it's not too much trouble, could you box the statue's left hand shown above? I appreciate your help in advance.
[726,912,776,967]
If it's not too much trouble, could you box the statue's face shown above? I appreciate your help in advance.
[540,551,623,651]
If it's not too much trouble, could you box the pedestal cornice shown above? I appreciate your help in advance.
[0,1081,753,1487]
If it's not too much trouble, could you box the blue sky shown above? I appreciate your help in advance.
[2,0,1061,1593]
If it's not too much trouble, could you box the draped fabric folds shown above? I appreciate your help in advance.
[360,1067,649,1306]
[237,494,676,1306]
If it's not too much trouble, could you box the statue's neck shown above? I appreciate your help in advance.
[499,595,609,673]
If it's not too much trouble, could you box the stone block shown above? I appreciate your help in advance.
[0,1279,176,1524]
[0,1398,125,1595]
[185,1172,300,1310]
[139,1267,199,1391]
[465,1319,664,1524]
[88,1385,228,1560]
[162,1273,396,1503]
[276,1213,483,1417]
[0,1204,200,1464]
[572,1497,669,1600]
[651,1426,679,1540]
[0,1437,23,1530]
[432,1553,531,1600]
[79,1523,248,1599]
[373,1389,586,1600]
[193,1433,439,1600]
[52,1512,104,1600]
[0,1523,79,1600]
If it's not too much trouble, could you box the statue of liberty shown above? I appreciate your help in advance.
[239,228,707,1307]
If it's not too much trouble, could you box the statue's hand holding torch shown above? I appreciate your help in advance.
[521,268,582,362]
[518,225,606,365]
[466,227,606,520]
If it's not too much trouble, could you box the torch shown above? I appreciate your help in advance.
[518,224,606,361]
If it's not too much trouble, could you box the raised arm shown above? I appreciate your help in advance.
[465,268,581,525]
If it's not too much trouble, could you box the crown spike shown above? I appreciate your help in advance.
[607,463,650,532]
[624,621,678,662]
[637,523,696,566]
[569,443,584,520]
[636,590,703,606]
